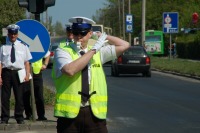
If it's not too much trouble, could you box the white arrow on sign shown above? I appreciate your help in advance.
[18,31,44,52]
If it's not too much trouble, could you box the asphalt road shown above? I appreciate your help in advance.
[44,67,200,133]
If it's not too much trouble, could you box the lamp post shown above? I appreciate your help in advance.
[128,0,131,44]
[118,0,122,38]
[122,0,125,40]
[141,0,146,46]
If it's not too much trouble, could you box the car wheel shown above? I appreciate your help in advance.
[146,70,151,77]
[111,66,114,76]
[142,72,146,77]
[115,71,119,77]
[142,70,151,77]
[112,64,119,77]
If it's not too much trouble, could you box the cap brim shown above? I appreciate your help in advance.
[8,29,18,34]
[69,16,96,24]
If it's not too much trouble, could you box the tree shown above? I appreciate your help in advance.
[93,0,200,37]
[0,0,26,43]
[54,21,65,36]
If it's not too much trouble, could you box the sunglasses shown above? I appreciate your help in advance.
[72,30,89,37]
[9,32,18,35]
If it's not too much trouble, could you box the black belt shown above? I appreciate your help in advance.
[3,67,21,71]
[78,91,96,103]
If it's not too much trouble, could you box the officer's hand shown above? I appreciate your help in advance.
[92,32,107,52]
[41,64,47,70]
[24,76,29,82]
[0,77,3,86]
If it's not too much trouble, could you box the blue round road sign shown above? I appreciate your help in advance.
[16,19,50,63]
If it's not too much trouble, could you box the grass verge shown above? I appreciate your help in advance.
[151,56,200,77]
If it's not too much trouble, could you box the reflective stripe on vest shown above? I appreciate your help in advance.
[32,59,42,74]
[52,40,108,119]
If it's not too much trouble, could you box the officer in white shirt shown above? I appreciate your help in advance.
[0,24,32,124]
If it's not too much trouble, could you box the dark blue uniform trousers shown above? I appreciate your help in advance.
[1,68,24,122]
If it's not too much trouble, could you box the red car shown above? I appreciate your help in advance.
[48,42,59,68]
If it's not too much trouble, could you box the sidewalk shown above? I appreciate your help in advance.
[0,106,57,133]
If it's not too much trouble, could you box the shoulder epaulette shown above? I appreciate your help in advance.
[21,41,28,46]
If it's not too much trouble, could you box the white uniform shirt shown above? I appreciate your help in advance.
[54,43,116,79]
[44,50,50,58]
[0,40,32,69]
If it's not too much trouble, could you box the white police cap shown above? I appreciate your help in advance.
[69,16,96,31]
[6,24,20,34]
[69,16,96,25]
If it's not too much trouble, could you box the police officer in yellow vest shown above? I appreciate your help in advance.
[66,24,74,44]
[59,24,74,48]
[52,16,130,133]
[23,51,50,120]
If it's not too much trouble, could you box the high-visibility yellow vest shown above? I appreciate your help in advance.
[32,59,42,74]
[52,41,108,119]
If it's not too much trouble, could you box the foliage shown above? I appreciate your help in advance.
[0,0,26,43]
[41,15,55,36]
[53,21,65,36]
[43,86,55,105]
[92,0,200,59]
[93,0,200,38]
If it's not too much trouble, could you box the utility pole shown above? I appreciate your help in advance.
[128,0,131,45]
[141,0,146,46]
[118,0,122,38]
[46,9,49,30]
[122,0,125,40]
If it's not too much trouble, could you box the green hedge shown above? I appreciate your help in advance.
[176,32,200,59]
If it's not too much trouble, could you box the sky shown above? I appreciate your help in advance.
[47,0,108,27]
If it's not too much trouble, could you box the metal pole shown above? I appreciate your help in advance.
[169,33,172,60]
[128,0,131,45]
[46,10,49,30]
[28,13,41,122]
[141,0,146,46]
[29,66,36,121]
[35,14,40,22]
[118,0,122,38]
[122,0,125,40]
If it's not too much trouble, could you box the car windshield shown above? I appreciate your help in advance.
[50,43,59,51]
[146,35,161,42]
[92,26,103,32]
[51,45,58,51]
[124,47,145,56]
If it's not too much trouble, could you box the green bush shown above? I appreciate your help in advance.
[176,31,200,59]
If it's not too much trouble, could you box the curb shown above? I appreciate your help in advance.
[0,120,57,131]
[0,107,57,131]
[152,68,200,80]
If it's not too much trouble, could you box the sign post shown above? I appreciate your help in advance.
[126,14,133,45]
[16,19,50,62]
[163,12,179,59]
[16,19,50,121]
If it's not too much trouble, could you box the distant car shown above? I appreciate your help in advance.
[111,45,151,77]
[48,42,59,68]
